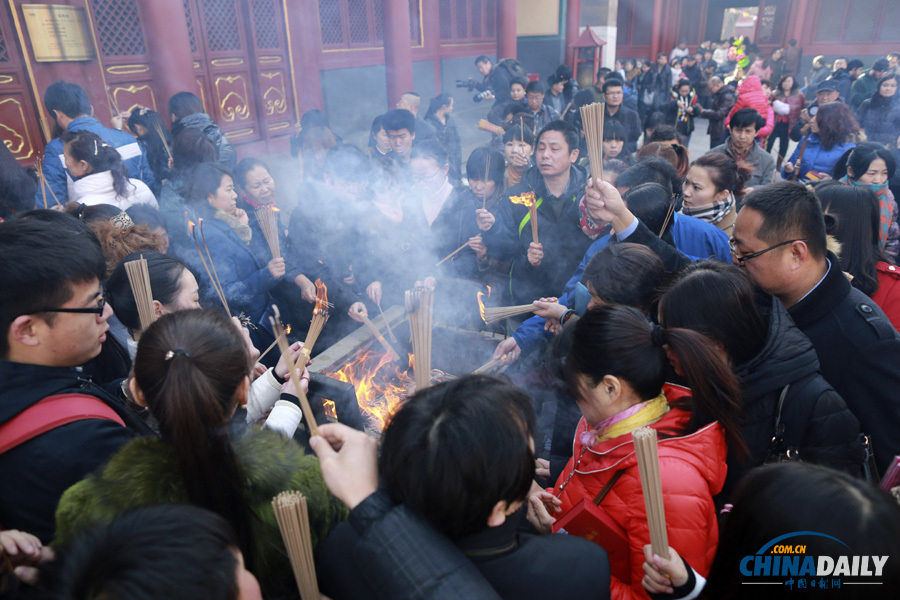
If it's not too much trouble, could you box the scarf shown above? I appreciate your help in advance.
[842,175,894,248]
[579,392,670,447]
[577,194,612,239]
[214,209,252,245]
[727,138,752,162]
[682,192,736,225]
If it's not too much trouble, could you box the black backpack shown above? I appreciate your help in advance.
[496,58,528,82]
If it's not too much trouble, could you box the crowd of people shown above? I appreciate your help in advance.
[2,40,900,600]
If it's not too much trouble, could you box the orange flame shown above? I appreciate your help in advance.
[313,278,329,315]
[477,285,491,324]
[285,324,292,335]
[509,191,536,208]
[327,349,413,430]
[322,399,337,420]
[188,219,195,233]
[270,205,280,212]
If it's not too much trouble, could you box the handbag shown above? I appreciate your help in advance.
[764,384,799,463]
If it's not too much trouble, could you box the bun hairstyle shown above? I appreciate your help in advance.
[133,308,255,565]
[637,142,689,177]
[62,129,132,199]
[691,152,753,199]
[565,305,746,455]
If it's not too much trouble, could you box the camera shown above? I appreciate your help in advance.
[455,78,477,92]
[473,90,493,103]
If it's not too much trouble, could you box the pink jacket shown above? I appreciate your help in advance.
[725,76,773,139]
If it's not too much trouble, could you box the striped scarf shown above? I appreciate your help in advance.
[841,175,894,249]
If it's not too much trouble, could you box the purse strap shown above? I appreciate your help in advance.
[767,384,791,457]
[593,469,626,505]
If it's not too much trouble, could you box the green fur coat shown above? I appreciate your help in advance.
[54,427,347,597]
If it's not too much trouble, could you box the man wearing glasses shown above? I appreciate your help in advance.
[584,179,900,475]
[0,219,148,542]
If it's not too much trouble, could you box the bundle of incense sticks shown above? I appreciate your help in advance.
[477,119,505,136]
[436,235,480,267]
[35,154,60,209]
[301,279,329,359]
[190,219,230,314]
[360,315,400,361]
[124,254,155,331]
[405,287,434,391]
[270,306,319,436]
[254,205,281,259]
[473,356,505,374]
[510,192,539,244]
[483,303,541,323]
[633,427,670,560]
[271,491,319,599]
[153,119,174,162]
[376,302,398,344]
[658,201,677,239]
[580,101,606,183]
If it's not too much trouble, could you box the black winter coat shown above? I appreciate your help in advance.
[171,112,237,169]
[855,94,900,148]
[0,362,151,541]
[786,252,900,475]
[483,165,592,305]
[721,292,863,503]
[700,84,736,142]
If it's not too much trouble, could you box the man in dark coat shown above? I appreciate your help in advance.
[482,121,593,305]
[699,76,736,148]
[850,58,890,112]
[602,79,642,155]
[0,219,152,542]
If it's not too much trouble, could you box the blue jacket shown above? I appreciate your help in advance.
[36,117,156,208]
[512,213,731,354]
[782,134,855,181]
[187,216,281,331]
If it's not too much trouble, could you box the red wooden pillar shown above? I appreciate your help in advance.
[564,0,581,67]
[790,0,809,44]
[141,0,197,112]
[649,0,665,60]
[383,0,414,106]
[497,0,517,59]
[287,0,324,113]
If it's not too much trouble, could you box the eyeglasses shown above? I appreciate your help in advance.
[729,238,808,263]
[30,295,106,316]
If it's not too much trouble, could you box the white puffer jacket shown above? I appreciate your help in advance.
[70,171,158,210]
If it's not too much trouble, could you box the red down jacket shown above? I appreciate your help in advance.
[725,75,774,139]
[553,384,727,600]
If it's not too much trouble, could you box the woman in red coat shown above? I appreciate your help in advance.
[531,305,745,600]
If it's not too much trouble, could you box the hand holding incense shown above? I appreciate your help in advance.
[478,119,505,136]
[482,303,546,323]
[270,306,319,437]
[580,102,606,184]
[633,427,670,560]
[436,235,480,267]
[301,280,329,359]
[272,491,319,598]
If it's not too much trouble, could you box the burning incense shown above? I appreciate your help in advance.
[189,220,230,314]
[105,85,121,116]
[482,153,491,210]
[633,427,670,560]
[361,315,400,361]
[376,301,398,344]
[580,102,605,183]
[124,254,155,331]
[272,491,319,598]
[658,200,677,239]
[510,192,539,244]
[405,287,434,391]
[301,279,329,359]
[258,324,291,363]
[477,119,505,136]
[35,153,61,209]
[482,303,544,323]
[436,235,480,267]
[255,205,282,259]
[270,305,319,436]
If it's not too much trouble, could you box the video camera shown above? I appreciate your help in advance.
[456,78,493,102]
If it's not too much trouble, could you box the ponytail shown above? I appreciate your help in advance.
[659,327,747,456]
[566,306,746,456]
[62,129,133,199]
[133,309,256,567]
